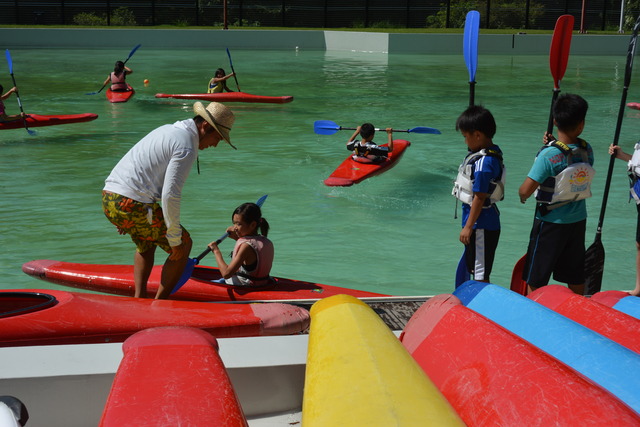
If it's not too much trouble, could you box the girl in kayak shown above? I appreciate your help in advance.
[208,202,274,287]
[208,68,235,93]
[346,123,394,163]
[0,84,25,122]
[103,61,133,92]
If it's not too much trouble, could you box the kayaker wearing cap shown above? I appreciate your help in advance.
[102,101,236,299]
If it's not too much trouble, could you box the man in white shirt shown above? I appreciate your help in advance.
[102,101,235,299]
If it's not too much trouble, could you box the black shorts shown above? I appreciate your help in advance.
[464,228,500,281]
[522,219,586,288]
[636,204,640,244]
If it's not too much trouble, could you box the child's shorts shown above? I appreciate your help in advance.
[523,219,586,288]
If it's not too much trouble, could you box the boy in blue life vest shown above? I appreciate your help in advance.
[519,93,595,296]
[452,105,505,283]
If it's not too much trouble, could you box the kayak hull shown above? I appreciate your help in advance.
[324,140,410,187]
[400,293,640,425]
[155,92,293,104]
[0,289,310,347]
[100,328,248,427]
[107,85,134,103]
[0,113,98,130]
[22,259,386,301]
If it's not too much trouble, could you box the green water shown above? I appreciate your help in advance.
[1,47,638,296]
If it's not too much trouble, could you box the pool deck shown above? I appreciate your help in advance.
[1,28,631,55]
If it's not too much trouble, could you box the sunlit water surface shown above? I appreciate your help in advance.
[1,47,638,296]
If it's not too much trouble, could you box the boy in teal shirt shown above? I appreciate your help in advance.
[518,94,595,295]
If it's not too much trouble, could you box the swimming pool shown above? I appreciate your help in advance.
[1,45,637,296]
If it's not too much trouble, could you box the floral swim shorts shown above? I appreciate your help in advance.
[102,191,189,254]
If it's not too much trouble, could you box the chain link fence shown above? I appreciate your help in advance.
[0,0,637,32]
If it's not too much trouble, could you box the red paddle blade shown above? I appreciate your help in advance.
[550,15,574,90]
[510,255,528,296]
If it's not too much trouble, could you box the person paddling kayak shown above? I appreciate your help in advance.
[346,123,393,163]
[0,84,26,122]
[103,60,133,92]
[208,68,235,93]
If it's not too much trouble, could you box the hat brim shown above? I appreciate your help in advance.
[193,102,236,149]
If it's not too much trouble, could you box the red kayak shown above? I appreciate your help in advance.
[0,289,310,347]
[324,140,411,187]
[400,294,640,425]
[107,85,134,103]
[0,113,98,130]
[627,102,640,110]
[528,285,640,354]
[22,259,386,302]
[155,92,293,104]
[101,327,247,426]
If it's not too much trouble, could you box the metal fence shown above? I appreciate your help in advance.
[0,0,635,32]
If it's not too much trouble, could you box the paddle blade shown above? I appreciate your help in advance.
[455,251,470,288]
[125,44,142,63]
[584,238,605,295]
[510,255,528,296]
[407,126,441,135]
[171,257,198,295]
[463,10,480,83]
[549,15,574,90]
[256,194,268,206]
[5,49,13,74]
[314,120,340,135]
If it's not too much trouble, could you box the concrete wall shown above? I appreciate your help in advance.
[0,28,631,55]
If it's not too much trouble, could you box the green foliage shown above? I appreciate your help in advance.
[427,0,544,29]
[369,21,403,29]
[72,7,136,26]
[173,19,191,27]
[72,12,107,26]
[111,7,137,26]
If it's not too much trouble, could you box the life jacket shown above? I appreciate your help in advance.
[110,72,128,91]
[452,148,505,207]
[628,141,640,204]
[347,140,389,163]
[232,235,274,286]
[534,139,595,212]
[208,78,222,94]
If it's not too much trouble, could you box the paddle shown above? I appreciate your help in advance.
[226,48,241,92]
[171,194,268,295]
[313,120,441,136]
[511,14,574,296]
[4,49,35,136]
[463,10,480,107]
[455,10,480,288]
[584,15,640,295]
[86,44,141,95]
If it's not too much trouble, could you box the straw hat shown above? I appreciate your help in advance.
[193,101,236,149]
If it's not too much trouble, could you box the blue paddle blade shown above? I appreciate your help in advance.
[408,127,441,134]
[314,120,340,135]
[256,194,268,207]
[463,10,480,83]
[5,49,13,74]
[171,257,198,295]
[125,44,141,63]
